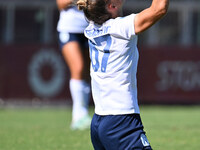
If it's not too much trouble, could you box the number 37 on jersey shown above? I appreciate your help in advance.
[89,34,112,73]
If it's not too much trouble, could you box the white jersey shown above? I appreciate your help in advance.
[84,14,140,115]
[57,6,88,33]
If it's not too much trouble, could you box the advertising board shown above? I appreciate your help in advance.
[0,45,200,104]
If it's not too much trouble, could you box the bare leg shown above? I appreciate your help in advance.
[62,41,91,130]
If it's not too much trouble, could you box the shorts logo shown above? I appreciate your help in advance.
[140,134,150,147]
[59,32,70,43]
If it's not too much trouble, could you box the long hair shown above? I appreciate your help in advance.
[77,0,112,25]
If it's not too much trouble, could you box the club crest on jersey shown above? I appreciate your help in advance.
[140,134,150,147]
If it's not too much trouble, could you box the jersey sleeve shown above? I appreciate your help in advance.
[111,14,137,39]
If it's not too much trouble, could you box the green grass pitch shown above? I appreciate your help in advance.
[0,105,199,150]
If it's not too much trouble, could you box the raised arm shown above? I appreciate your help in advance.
[134,0,169,34]
[56,0,74,11]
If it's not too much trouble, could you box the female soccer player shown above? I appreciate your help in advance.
[56,0,91,130]
[77,0,169,149]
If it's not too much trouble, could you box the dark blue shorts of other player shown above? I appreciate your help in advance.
[91,114,152,150]
[58,32,88,50]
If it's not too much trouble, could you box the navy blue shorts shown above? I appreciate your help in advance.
[58,32,88,50]
[91,113,152,150]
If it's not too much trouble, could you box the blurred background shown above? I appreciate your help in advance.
[0,0,200,106]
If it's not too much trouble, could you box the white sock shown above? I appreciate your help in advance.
[69,79,90,122]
